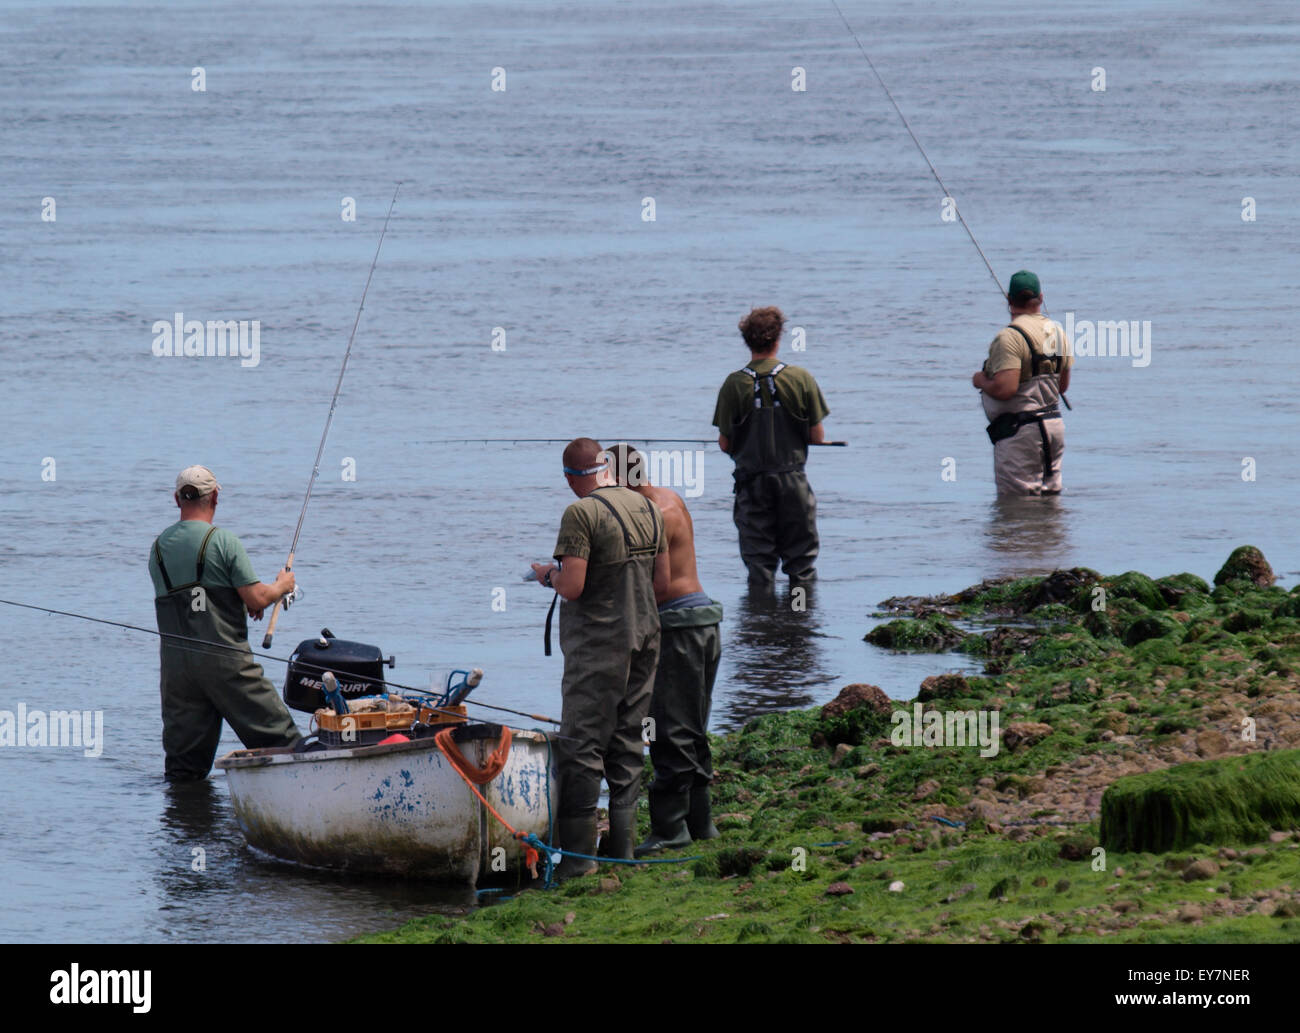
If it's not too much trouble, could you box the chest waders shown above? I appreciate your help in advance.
[983,325,1065,487]
[634,595,724,857]
[551,488,663,873]
[153,527,299,780]
[728,364,819,582]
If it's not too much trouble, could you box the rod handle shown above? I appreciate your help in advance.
[261,553,295,649]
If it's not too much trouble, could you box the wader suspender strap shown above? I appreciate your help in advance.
[741,363,787,409]
[1007,326,1060,484]
[153,526,217,595]
[546,492,661,656]
[1008,324,1062,379]
[544,591,558,656]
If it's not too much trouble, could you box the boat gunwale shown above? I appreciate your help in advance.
[214,724,552,770]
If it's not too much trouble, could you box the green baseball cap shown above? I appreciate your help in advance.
[1008,270,1041,300]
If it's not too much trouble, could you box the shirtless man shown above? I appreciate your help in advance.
[608,444,724,854]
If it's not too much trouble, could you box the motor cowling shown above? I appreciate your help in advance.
[283,628,393,713]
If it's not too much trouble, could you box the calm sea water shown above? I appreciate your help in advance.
[1,0,1296,942]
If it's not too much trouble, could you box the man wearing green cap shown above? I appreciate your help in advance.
[713,306,830,587]
[973,271,1073,495]
[149,466,301,780]
[531,438,669,878]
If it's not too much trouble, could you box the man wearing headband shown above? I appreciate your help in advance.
[148,466,301,780]
[606,444,724,856]
[531,438,669,878]
[973,270,1073,494]
[713,306,829,587]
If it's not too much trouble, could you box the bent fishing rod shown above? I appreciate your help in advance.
[264,181,403,649]
[0,596,563,727]
[829,1,1070,410]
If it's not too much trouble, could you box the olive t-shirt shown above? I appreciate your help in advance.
[148,520,259,598]
[554,487,668,563]
[711,358,830,438]
[985,314,1074,383]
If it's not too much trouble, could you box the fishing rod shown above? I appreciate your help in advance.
[0,596,562,727]
[422,437,849,446]
[829,1,1071,411]
[264,181,404,649]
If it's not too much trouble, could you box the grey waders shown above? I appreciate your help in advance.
[982,324,1067,496]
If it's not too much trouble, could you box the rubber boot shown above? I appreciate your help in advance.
[603,805,637,861]
[555,816,598,881]
[688,784,720,841]
[634,789,692,857]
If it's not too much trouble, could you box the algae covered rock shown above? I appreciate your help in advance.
[1214,545,1275,588]
[1080,571,1166,612]
[814,683,893,748]
[864,616,965,651]
[1099,748,1300,853]
[1122,613,1185,647]
[1155,572,1212,607]
[917,673,970,702]
[1002,722,1053,752]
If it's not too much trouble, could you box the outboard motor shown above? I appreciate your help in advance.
[283,628,396,713]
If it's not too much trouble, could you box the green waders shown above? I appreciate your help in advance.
[553,487,662,876]
[153,528,301,780]
[729,363,819,585]
[636,598,723,855]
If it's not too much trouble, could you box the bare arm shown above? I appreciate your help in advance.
[972,368,1020,401]
[236,568,295,620]
[531,558,588,602]
[653,552,670,604]
[809,422,825,445]
[717,433,730,453]
[1059,367,1071,394]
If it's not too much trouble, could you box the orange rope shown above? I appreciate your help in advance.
[434,725,512,784]
[434,727,541,877]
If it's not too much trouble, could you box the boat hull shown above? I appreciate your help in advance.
[215,726,557,883]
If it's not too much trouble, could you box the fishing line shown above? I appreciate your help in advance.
[829,0,1005,300]
[0,596,562,727]
[829,1,1070,408]
[264,180,404,648]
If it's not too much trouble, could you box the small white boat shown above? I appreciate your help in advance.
[215,724,558,883]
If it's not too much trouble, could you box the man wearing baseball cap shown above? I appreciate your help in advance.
[148,466,301,780]
[972,271,1074,494]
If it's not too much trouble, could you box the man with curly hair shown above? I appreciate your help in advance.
[713,306,830,587]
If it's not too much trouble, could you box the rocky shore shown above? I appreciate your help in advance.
[360,546,1300,944]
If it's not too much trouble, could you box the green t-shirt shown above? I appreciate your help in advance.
[148,520,259,598]
[711,357,830,438]
[553,487,668,563]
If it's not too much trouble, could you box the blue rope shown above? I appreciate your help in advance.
[522,833,702,867]
[929,815,966,828]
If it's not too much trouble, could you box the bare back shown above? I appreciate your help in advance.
[639,484,703,602]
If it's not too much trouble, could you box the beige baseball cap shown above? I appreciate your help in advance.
[175,465,221,499]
